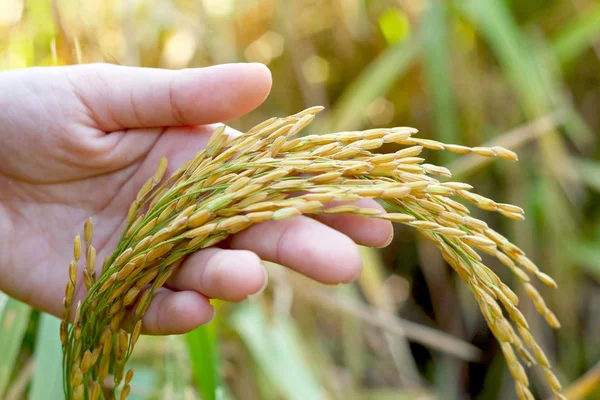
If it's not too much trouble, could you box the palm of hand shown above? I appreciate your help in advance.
[0,63,392,335]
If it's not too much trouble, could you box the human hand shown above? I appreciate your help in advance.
[0,63,392,334]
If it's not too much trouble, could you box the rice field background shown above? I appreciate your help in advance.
[1,0,600,399]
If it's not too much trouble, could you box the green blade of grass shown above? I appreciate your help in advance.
[30,313,63,400]
[230,302,325,400]
[422,1,459,162]
[572,157,600,193]
[459,0,594,149]
[459,0,550,113]
[185,323,224,400]
[534,29,596,151]
[552,3,600,67]
[459,0,560,116]
[570,241,600,281]
[458,0,588,197]
[327,36,419,131]
[0,294,31,397]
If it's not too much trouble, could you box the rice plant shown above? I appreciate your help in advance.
[62,107,563,400]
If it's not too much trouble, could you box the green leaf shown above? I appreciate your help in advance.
[0,294,31,397]
[185,323,225,400]
[327,37,419,131]
[459,0,594,149]
[230,302,325,400]
[422,1,459,162]
[459,0,550,114]
[569,241,600,281]
[552,4,600,67]
[572,157,600,193]
[458,0,592,219]
[30,313,63,400]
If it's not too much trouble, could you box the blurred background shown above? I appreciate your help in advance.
[1,0,600,399]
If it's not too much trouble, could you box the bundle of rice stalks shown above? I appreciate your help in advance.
[61,107,564,400]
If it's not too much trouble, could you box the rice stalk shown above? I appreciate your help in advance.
[61,107,565,400]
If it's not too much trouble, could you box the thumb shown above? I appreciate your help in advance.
[66,63,272,131]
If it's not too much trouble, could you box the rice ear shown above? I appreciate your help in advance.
[61,108,562,400]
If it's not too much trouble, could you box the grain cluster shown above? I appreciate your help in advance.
[61,107,564,400]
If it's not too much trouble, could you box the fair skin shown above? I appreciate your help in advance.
[0,63,392,335]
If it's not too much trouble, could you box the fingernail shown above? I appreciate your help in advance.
[250,265,269,298]
[378,232,394,248]
[206,302,216,324]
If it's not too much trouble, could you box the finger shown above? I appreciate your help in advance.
[139,125,243,171]
[66,63,272,131]
[89,126,247,258]
[138,288,215,335]
[228,216,362,284]
[313,199,393,248]
[167,248,267,301]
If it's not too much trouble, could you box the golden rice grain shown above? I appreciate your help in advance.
[60,108,564,400]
